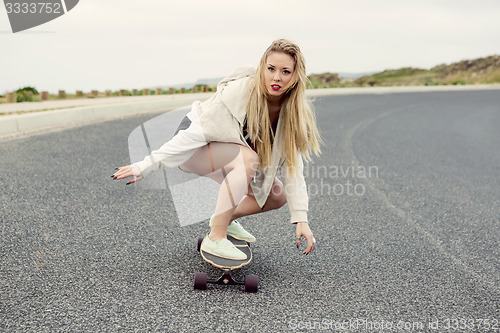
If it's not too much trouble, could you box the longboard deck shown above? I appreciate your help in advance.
[200,236,252,270]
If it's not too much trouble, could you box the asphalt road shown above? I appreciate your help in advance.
[1,90,499,332]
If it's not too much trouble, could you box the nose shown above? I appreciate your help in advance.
[273,72,281,82]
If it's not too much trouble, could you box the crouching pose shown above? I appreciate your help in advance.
[113,39,321,259]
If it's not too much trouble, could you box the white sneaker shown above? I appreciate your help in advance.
[200,235,247,260]
[209,216,256,243]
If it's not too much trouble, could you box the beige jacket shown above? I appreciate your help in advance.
[134,67,308,223]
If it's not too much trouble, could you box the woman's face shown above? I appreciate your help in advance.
[264,52,295,100]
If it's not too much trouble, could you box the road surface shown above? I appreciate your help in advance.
[1,90,498,331]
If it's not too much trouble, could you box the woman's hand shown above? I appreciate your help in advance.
[112,165,143,185]
[295,222,316,254]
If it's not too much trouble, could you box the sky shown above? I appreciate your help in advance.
[1,0,500,94]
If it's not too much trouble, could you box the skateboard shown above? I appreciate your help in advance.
[193,236,259,292]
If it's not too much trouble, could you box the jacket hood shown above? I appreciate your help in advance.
[217,66,256,125]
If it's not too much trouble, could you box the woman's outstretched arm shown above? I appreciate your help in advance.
[281,155,316,254]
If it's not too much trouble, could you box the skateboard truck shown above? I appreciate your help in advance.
[212,269,241,285]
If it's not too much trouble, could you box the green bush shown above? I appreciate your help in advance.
[16,86,39,102]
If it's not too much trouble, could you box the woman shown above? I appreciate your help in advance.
[112,39,321,260]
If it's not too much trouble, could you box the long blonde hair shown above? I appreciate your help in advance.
[246,39,322,177]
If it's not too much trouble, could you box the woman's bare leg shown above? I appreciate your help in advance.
[231,177,287,220]
[180,142,259,241]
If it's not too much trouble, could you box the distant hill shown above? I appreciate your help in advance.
[308,72,375,88]
[308,55,500,88]
[308,73,342,88]
[152,77,223,90]
[355,55,500,87]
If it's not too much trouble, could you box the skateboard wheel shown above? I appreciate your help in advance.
[197,237,204,252]
[193,272,207,290]
[244,274,259,293]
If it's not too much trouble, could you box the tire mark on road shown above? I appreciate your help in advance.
[344,103,499,291]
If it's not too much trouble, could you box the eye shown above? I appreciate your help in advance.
[267,66,275,72]
[283,70,292,75]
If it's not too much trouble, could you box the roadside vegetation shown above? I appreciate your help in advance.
[308,55,500,88]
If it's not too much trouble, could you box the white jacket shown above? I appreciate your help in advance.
[134,67,308,223]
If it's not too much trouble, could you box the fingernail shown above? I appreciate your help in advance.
[115,168,119,170]
[111,175,115,178]
[306,252,309,255]
[126,182,131,185]
[113,176,117,180]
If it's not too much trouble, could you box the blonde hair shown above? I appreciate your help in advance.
[246,39,322,177]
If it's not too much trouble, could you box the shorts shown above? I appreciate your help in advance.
[173,115,192,137]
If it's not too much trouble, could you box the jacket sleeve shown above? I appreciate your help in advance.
[132,109,207,179]
[281,154,309,224]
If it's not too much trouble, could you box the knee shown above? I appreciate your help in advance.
[240,146,260,175]
[267,180,287,209]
